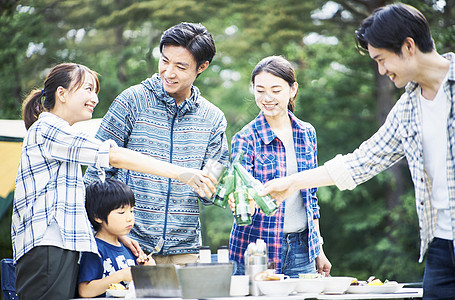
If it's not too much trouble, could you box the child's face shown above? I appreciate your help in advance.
[101,205,135,237]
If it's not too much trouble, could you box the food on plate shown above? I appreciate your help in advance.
[254,270,281,281]
[350,278,360,285]
[299,273,323,279]
[368,279,383,286]
[350,276,398,287]
[108,283,127,290]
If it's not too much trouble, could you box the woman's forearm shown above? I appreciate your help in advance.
[108,147,182,179]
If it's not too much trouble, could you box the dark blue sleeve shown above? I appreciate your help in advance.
[78,251,103,284]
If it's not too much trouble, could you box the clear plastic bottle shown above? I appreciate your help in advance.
[201,159,226,201]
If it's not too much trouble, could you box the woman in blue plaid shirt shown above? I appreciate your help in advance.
[229,56,332,278]
[13,63,216,300]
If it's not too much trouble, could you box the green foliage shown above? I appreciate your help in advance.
[1,0,450,283]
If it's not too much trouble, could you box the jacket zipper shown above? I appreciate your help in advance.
[161,109,179,251]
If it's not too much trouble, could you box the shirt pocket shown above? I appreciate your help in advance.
[254,153,278,182]
[298,144,317,170]
[399,124,420,163]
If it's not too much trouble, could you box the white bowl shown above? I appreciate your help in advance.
[346,283,404,294]
[106,288,129,298]
[295,278,327,294]
[256,279,298,296]
[322,277,355,294]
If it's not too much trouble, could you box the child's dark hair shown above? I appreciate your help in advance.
[85,178,135,232]
[22,63,100,130]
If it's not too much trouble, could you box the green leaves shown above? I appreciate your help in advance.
[1,0,450,282]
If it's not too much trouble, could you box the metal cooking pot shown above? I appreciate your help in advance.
[131,262,233,299]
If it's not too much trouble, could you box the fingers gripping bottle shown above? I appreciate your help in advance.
[211,151,243,208]
[211,167,235,208]
[233,162,278,216]
[247,179,278,216]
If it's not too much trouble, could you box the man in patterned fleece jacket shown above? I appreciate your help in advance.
[84,22,228,265]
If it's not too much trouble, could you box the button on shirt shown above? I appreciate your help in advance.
[229,112,321,273]
[12,113,115,263]
[325,52,455,262]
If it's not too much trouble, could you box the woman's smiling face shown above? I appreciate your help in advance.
[254,71,297,119]
[58,72,99,125]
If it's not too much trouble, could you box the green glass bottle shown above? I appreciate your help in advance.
[234,172,252,226]
[211,151,244,208]
[247,179,278,216]
[233,163,278,216]
[211,168,235,208]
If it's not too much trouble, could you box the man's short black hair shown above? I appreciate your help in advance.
[159,22,216,68]
[85,178,135,232]
[355,3,434,55]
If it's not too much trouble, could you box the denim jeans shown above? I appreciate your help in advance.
[282,229,315,278]
[232,229,315,278]
[422,238,455,299]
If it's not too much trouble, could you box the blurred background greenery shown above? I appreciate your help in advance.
[1,0,454,285]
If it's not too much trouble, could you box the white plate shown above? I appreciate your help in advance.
[347,283,404,294]
[106,288,129,298]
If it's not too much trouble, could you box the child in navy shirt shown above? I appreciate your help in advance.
[78,178,154,298]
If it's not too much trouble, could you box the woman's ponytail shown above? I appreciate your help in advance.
[22,89,45,130]
[21,63,100,130]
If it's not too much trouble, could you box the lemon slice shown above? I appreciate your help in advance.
[368,279,383,286]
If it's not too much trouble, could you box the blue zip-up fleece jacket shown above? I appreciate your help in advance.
[84,74,229,255]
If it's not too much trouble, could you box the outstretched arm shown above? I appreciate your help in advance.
[261,166,334,203]
[109,147,217,197]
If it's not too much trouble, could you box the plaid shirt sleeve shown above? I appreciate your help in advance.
[12,114,115,263]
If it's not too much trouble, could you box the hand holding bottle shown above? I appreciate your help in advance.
[176,167,217,198]
[228,193,255,215]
